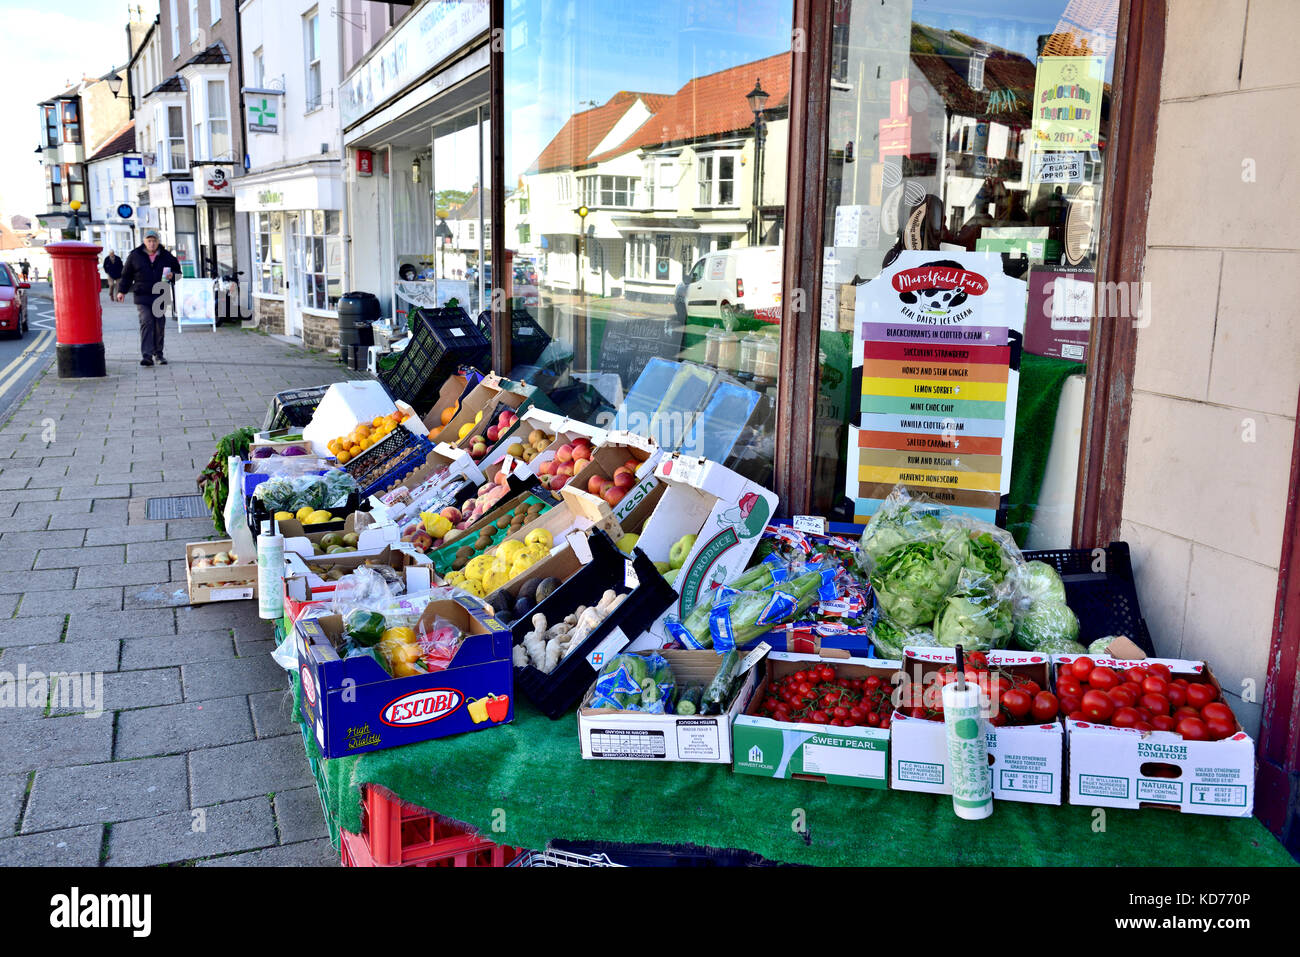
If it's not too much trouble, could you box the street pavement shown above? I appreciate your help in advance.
[0,290,362,866]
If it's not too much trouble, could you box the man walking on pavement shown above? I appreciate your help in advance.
[103,249,124,298]
[116,229,180,367]
[19,259,29,282]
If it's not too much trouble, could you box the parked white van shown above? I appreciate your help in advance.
[678,246,782,322]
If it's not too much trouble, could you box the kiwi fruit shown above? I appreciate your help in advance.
[456,546,474,558]
[495,516,510,529]
[452,557,468,571]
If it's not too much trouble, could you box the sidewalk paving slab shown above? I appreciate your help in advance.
[189,735,316,805]
[23,756,189,832]
[105,796,278,867]
[273,787,331,844]
[0,824,104,866]
[197,838,338,867]
[116,696,256,759]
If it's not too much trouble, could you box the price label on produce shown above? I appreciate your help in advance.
[792,515,827,535]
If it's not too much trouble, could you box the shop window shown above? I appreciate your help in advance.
[504,1,790,476]
[304,11,322,111]
[812,0,1117,547]
[301,209,342,310]
[253,211,285,295]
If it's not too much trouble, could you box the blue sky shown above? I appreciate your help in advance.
[0,0,157,221]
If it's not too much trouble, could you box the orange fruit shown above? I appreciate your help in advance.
[337,450,352,464]
[372,416,386,428]
[440,406,456,426]
[349,444,361,457]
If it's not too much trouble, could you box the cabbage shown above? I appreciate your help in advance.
[1087,636,1119,656]
[871,617,936,660]
[1039,638,1087,656]
[933,589,1014,651]
[858,503,944,568]
[1020,561,1067,604]
[870,532,968,627]
[1014,600,1080,651]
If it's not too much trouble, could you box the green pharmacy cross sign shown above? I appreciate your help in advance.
[247,94,280,134]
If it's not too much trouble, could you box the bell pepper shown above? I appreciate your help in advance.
[467,697,490,724]
[484,693,510,722]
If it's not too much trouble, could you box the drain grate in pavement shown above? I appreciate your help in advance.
[145,494,209,520]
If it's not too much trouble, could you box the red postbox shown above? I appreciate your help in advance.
[48,241,106,378]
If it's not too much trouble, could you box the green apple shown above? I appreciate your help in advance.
[616,532,640,554]
[663,566,681,586]
[668,533,697,570]
[653,560,672,574]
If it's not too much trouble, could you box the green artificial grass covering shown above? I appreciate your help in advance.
[291,679,1293,867]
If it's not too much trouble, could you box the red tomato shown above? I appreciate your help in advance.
[1059,694,1082,715]
[1109,687,1138,709]
[1001,689,1033,719]
[1111,707,1142,728]
[1147,663,1172,681]
[989,712,1008,727]
[1070,656,1096,681]
[1018,679,1042,698]
[1205,716,1235,740]
[966,652,989,670]
[1174,706,1201,723]
[1067,711,1087,722]
[822,692,839,708]
[1165,684,1188,708]
[865,676,881,691]
[1142,675,1169,697]
[1056,676,1083,698]
[818,665,835,682]
[1136,707,1153,722]
[1120,681,1144,699]
[1172,677,1190,688]
[866,712,881,727]
[810,710,829,724]
[1031,691,1059,722]
[1186,683,1216,709]
[1151,715,1176,732]
[1081,690,1115,722]
[1201,702,1233,723]
[1134,722,1154,732]
[1139,693,1170,717]
[878,715,891,730]
[1125,666,1150,684]
[1177,717,1209,741]
[1088,667,1119,691]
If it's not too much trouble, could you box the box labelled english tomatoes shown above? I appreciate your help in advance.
[1051,654,1255,817]
[295,595,513,759]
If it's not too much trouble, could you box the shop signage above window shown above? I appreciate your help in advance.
[356,150,373,177]
[340,0,489,128]
[245,88,282,134]
[171,179,196,207]
[193,164,234,198]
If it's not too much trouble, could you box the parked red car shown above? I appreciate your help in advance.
[0,263,30,337]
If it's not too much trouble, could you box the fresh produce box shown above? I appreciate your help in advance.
[185,540,258,604]
[512,531,677,719]
[622,453,777,651]
[418,372,472,441]
[249,428,310,454]
[732,649,893,788]
[576,648,763,763]
[426,493,552,580]
[434,374,536,464]
[480,408,608,481]
[889,648,1063,805]
[280,512,398,559]
[283,544,433,593]
[296,596,513,758]
[1052,654,1255,816]
[557,431,660,514]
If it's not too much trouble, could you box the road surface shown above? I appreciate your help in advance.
[0,292,57,425]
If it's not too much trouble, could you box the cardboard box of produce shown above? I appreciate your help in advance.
[481,409,608,481]
[283,544,433,594]
[576,649,761,762]
[622,452,777,651]
[296,596,514,759]
[435,374,535,460]
[369,446,484,505]
[185,540,257,604]
[419,373,471,439]
[559,432,662,527]
[250,428,310,454]
[514,533,677,719]
[732,649,893,788]
[889,648,1062,805]
[279,511,397,559]
[1054,654,1254,817]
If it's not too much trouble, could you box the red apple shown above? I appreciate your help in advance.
[571,438,592,455]
[588,475,609,496]
[624,458,640,472]
[613,465,633,481]
[486,425,500,442]
[555,444,574,464]
[537,460,555,476]
[557,463,574,478]
[613,471,635,490]
[602,486,626,506]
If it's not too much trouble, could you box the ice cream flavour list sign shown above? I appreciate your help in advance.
[848,252,1027,524]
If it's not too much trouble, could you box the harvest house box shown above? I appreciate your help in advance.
[296,598,514,759]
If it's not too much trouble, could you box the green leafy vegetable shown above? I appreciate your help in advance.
[1020,561,1067,604]
[1013,600,1080,651]
[933,588,1014,650]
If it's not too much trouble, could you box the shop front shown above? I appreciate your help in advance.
[235,161,345,344]
[341,0,490,330]
[147,175,200,278]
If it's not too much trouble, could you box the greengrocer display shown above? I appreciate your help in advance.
[172,359,1267,869]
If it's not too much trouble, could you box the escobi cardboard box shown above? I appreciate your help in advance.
[889,648,1063,805]
[732,649,893,789]
[576,649,760,763]
[1054,654,1255,817]
[296,596,514,759]
[624,452,777,651]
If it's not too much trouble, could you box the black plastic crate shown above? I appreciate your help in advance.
[1022,541,1154,655]
[263,385,330,432]
[342,429,435,499]
[476,308,552,368]
[378,306,490,409]
[547,838,789,867]
[511,530,677,720]
[247,489,365,538]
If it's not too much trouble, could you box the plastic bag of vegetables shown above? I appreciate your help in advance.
[589,653,676,713]
[321,468,359,508]
[1019,560,1068,605]
[708,567,838,652]
[933,585,1015,650]
[869,614,938,660]
[664,553,792,649]
[1010,560,1082,652]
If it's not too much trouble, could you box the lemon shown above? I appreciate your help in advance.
[304,510,333,525]
[296,506,315,521]
[274,511,295,522]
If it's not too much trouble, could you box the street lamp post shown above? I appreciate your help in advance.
[746,78,769,246]
[68,200,83,241]
[574,205,589,300]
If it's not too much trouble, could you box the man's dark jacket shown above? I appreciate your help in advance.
[118,244,181,304]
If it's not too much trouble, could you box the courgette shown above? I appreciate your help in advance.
[700,650,741,715]
[675,686,704,715]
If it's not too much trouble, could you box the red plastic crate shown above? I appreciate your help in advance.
[354,784,515,867]
[341,829,519,867]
